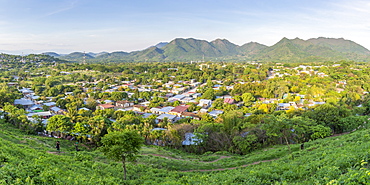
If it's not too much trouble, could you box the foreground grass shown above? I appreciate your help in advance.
[1,122,370,184]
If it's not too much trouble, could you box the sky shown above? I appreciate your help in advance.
[0,0,369,54]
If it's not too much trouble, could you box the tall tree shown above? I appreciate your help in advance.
[100,130,144,180]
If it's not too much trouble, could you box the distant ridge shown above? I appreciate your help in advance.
[46,37,370,62]
[155,42,168,48]
[42,52,60,57]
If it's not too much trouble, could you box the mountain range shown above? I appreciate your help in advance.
[44,37,370,62]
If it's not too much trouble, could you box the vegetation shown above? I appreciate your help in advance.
[2,49,370,183]
[100,130,144,180]
[1,120,370,184]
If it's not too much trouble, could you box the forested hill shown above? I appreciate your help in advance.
[0,53,65,63]
[51,37,370,62]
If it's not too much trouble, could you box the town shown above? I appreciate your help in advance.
[2,55,367,154]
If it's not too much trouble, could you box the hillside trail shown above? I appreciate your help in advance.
[141,153,279,172]
[182,158,279,172]
[330,131,350,137]
[46,151,65,154]
[141,153,230,163]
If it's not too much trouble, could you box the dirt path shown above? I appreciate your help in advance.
[330,132,350,137]
[46,151,65,154]
[142,153,279,172]
[141,153,231,163]
[182,158,279,172]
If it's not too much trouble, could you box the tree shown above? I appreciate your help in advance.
[46,115,73,138]
[304,103,351,133]
[100,130,144,180]
[262,114,294,154]
[111,92,127,101]
[201,88,215,100]
[88,116,112,145]
[65,103,79,123]
[241,92,255,106]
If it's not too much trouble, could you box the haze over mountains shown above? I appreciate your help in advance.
[43,37,370,62]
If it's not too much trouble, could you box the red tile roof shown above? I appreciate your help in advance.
[98,104,115,109]
[224,98,234,104]
[170,105,189,113]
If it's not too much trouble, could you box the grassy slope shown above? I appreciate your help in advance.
[1,121,370,184]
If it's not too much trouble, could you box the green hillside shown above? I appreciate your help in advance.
[60,52,94,61]
[239,41,267,56]
[49,37,370,62]
[129,46,164,61]
[96,51,130,59]
[42,52,60,57]
[307,37,370,55]
[1,120,370,184]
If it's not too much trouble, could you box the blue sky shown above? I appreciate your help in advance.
[0,0,369,54]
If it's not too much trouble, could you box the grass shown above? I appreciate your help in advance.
[1,121,370,184]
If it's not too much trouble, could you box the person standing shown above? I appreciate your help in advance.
[74,142,79,152]
[56,141,60,153]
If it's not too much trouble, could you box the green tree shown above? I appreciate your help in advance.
[241,92,256,106]
[100,130,144,180]
[46,115,73,138]
[72,121,91,141]
[304,103,351,133]
[111,92,127,101]
[88,116,112,145]
[262,114,294,154]
[201,88,215,100]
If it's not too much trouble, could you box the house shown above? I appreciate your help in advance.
[29,104,43,111]
[103,100,114,104]
[276,102,297,110]
[96,104,115,110]
[180,97,196,104]
[14,99,34,109]
[19,88,34,95]
[198,99,212,108]
[208,110,224,118]
[115,108,126,112]
[308,101,326,107]
[224,98,234,104]
[168,95,186,102]
[43,102,56,107]
[7,82,18,86]
[115,100,134,108]
[190,82,201,87]
[165,93,174,98]
[182,133,202,145]
[244,113,253,117]
[50,107,65,115]
[169,105,189,116]
[171,87,187,94]
[139,101,151,107]
[151,128,167,131]
[142,113,155,119]
[192,93,202,98]
[181,112,201,120]
[199,108,208,113]
[79,107,90,111]
[131,105,145,112]
[277,103,291,110]
[25,94,40,101]
[27,111,53,119]
[150,107,161,114]
[158,106,175,114]
[156,114,177,123]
